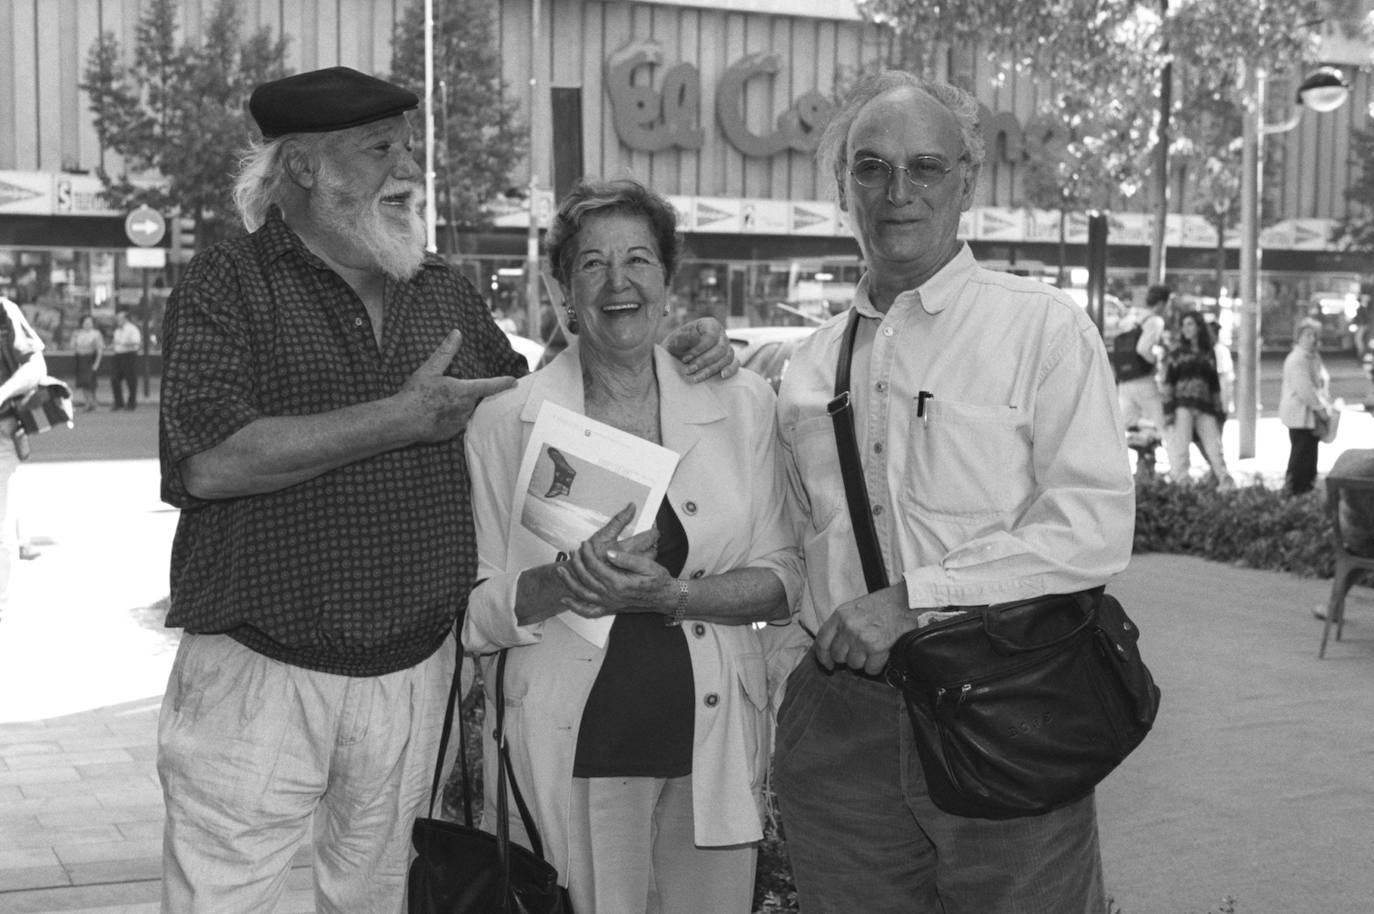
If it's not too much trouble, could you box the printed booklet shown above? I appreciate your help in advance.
[509,400,680,646]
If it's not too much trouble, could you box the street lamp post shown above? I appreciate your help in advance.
[1236,65,1349,459]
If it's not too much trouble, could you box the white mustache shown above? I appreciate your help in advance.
[379,184,425,213]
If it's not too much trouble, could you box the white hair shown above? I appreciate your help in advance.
[232,133,328,231]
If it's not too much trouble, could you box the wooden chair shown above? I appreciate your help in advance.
[1319,474,1374,657]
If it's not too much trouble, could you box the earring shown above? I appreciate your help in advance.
[565,307,579,335]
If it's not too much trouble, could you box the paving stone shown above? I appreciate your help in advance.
[0,878,158,913]
[5,749,133,771]
[54,839,160,866]
[65,855,161,887]
[0,766,78,788]
[0,862,71,893]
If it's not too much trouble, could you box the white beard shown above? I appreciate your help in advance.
[314,167,426,282]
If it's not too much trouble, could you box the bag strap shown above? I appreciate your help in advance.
[827,308,890,593]
[493,649,549,861]
[424,634,466,823]
[422,642,552,873]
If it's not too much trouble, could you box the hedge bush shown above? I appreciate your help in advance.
[1132,476,1336,578]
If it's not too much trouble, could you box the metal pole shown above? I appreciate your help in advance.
[1237,65,1265,459]
[423,0,437,252]
[140,269,151,398]
[525,0,542,339]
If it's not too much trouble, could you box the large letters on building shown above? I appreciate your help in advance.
[604,40,1024,165]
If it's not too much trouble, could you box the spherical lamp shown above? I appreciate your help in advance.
[1296,66,1350,113]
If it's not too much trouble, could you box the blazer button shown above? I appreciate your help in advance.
[704,693,719,707]
[692,623,706,637]
[683,500,698,515]
[690,569,705,579]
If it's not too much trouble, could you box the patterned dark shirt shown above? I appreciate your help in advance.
[159,210,526,676]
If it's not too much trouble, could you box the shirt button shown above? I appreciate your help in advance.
[874,441,884,454]
[872,503,884,516]
[692,623,706,637]
[353,317,364,328]
[690,569,705,579]
[683,500,698,515]
[704,693,719,707]
[882,326,894,337]
[875,381,887,393]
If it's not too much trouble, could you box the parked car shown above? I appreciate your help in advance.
[728,326,816,392]
[504,331,545,371]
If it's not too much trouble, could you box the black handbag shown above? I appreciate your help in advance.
[407,645,573,914]
[827,309,1161,820]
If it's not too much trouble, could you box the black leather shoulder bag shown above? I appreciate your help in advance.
[827,309,1161,820]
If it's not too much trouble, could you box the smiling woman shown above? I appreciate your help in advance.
[462,178,802,913]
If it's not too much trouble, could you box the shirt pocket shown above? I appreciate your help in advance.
[900,398,1029,520]
[788,414,844,529]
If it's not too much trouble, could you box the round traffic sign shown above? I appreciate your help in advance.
[124,205,166,247]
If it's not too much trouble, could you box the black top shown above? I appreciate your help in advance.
[159,210,527,676]
[574,499,694,778]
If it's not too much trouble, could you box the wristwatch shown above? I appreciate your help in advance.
[665,578,689,626]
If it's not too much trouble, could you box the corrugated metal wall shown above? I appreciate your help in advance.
[1,0,1368,224]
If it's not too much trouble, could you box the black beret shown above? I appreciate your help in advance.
[249,66,418,139]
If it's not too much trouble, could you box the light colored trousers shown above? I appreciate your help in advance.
[1165,407,1234,486]
[567,775,757,914]
[774,657,1105,914]
[0,416,17,617]
[157,632,455,914]
[1118,375,1165,438]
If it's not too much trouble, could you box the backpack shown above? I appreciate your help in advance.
[1111,324,1154,383]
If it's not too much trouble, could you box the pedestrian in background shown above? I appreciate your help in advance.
[1209,317,1235,416]
[155,66,738,914]
[109,309,140,411]
[774,70,1133,913]
[1279,318,1331,495]
[0,297,46,618]
[1116,284,1170,477]
[1161,310,1234,489]
[71,314,103,411]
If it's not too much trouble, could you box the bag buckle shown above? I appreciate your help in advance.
[826,392,851,416]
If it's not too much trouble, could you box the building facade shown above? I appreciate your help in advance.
[2,0,1372,349]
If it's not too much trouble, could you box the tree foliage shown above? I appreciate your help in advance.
[391,0,525,243]
[1336,128,1374,252]
[81,0,289,246]
[855,0,1336,282]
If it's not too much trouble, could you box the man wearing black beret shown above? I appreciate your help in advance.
[154,65,737,913]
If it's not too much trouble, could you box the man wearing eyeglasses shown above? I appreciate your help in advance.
[773,72,1134,913]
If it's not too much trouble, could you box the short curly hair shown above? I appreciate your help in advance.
[545,179,682,286]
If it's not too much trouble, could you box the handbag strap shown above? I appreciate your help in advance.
[492,649,549,861]
[424,635,467,823]
[828,309,890,593]
[422,642,551,860]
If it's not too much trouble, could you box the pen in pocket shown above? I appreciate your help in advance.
[916,391,934,426]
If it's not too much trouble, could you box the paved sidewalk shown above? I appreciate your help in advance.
[1,412,1371,913]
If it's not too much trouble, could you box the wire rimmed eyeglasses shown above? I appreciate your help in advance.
[850,155,963,189]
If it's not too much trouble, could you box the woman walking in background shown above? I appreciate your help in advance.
[1279,318,1331,496]
[1161,310,1234,489]
[70,314,103,411]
